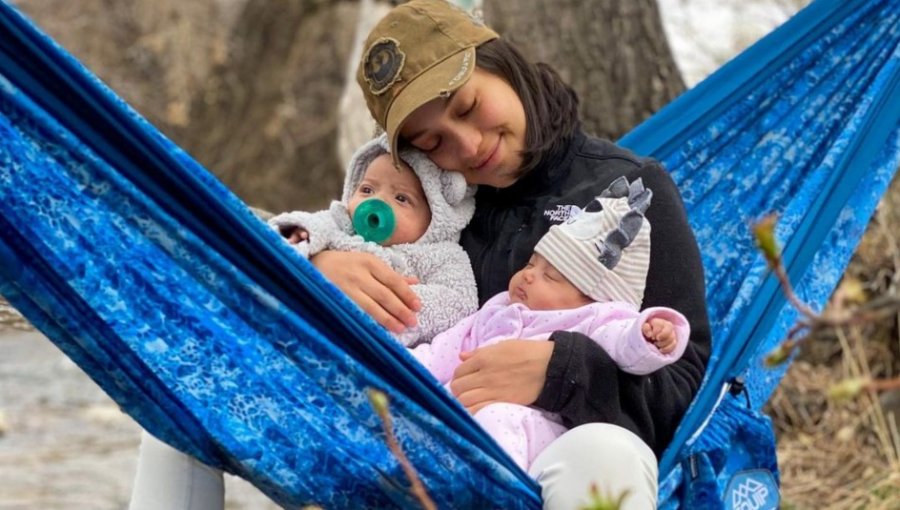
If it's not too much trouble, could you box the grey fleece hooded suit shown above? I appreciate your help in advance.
[268,135,478,347]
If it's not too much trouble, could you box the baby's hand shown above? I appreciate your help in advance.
[288,229,309,244]
[279,225,309,244]
[642,318,677,355]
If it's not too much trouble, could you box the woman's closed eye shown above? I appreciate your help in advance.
[458,99,477,118]
[419,136,442,154]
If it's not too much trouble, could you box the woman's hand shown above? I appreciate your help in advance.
[449,340,554,414]
[310,250,421,334]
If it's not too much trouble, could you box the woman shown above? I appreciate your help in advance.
[316,1,711,508]
[131,1,710,509]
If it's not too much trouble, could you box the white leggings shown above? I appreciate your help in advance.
[130,423,658,510]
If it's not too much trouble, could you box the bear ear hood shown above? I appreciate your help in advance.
[343,133,476,244]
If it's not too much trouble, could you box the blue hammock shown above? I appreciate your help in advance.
[1,0,899,507]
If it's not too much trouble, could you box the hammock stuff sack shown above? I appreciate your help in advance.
[1,0,900,508]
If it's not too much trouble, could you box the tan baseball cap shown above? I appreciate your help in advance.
[357,0,498,166]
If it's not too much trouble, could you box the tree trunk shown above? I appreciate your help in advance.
[337,0,390,171]
[14,0,239,131]
[179,0,359,212]
[17,0,683,206]
[482,0,685,140]
[15,0,357,212]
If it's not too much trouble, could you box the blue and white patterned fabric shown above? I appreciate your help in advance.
[620,0,900,506]
[0,0,899,508]
[0,3,536,508]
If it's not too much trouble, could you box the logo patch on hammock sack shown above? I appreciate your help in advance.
[725,469,779,510]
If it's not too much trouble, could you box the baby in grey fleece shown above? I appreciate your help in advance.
[268,134,478,347]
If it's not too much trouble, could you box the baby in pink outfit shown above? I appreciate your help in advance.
[410,176,690,470]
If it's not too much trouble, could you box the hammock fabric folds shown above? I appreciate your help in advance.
[1,0,899,508]
[622,0,900,504]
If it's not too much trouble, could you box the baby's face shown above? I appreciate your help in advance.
[508,253,592,311]
[348,154,432,246]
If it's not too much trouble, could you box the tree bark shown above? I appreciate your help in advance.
[17,0,683,206]
[179,0,359,212]
[18,0,355,212]
[337,0,390,171]
[482,0,685,140]
[15,0,238,130]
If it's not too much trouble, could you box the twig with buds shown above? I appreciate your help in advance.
[579,483,630,510]
[367,388,437,510]
[755,214,900,399]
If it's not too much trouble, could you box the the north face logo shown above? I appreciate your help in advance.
[543,204,581,223]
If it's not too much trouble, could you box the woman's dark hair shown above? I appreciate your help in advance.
[475,39,580,176]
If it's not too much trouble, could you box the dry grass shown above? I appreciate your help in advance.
[771,360,900,509]
[767,172,900,509]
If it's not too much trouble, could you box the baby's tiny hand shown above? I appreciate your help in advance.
[642,318,677,355]
[289,229,309,244]
[279,225,309,244]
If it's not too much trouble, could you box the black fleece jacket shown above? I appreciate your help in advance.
[460,130,711,458]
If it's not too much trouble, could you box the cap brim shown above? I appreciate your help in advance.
[385,47,477,166]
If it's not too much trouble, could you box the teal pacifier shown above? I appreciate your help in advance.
[352,199,396,245]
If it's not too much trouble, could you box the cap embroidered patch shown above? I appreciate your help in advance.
[362,38,405,96]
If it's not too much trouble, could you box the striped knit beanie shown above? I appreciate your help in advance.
[534,177,653,307]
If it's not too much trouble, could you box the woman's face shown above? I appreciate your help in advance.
[399,68,527,188]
